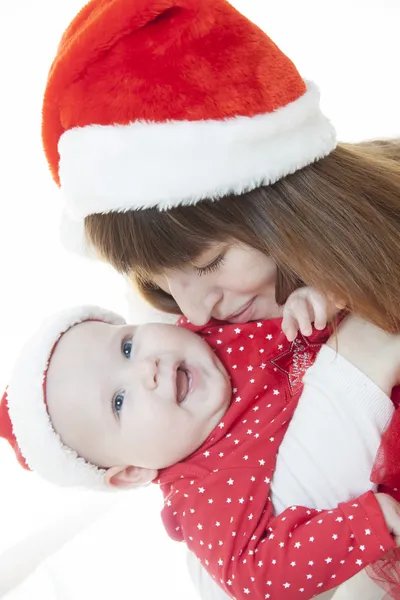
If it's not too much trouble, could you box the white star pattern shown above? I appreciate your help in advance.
[160,318,390,600]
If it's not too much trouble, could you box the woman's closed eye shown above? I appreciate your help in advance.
[194,253,225,277]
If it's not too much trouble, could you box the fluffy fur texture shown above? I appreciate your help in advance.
[0,306,125,489]
[42,0,308,187]
[59,82,336,218]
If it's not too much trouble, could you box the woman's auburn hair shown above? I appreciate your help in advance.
[86,140,400,332]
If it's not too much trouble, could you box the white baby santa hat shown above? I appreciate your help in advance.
[0,306,125,490]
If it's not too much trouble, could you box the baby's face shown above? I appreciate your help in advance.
[46,321,231,472]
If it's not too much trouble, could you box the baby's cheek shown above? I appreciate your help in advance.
[215,368,232,413]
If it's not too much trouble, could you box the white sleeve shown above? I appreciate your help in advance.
[271,345,394,513]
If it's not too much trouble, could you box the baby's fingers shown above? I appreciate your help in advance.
[310,294,329,331]
[281,313,299,342]
[290,299,313,338]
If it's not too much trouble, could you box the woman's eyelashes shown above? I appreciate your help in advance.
[194,253,225,276]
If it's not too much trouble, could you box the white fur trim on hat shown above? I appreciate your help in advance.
[59,81,335,222]
[7,306,125,490]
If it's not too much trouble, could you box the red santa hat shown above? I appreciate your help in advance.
[42,0,336,255]
[0,306,125,489]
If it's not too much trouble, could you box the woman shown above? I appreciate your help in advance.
[41,1,399,598]
[42,1,399,333]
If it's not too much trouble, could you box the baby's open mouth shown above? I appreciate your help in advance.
[176,365,192,404]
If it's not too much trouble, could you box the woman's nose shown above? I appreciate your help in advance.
[167,276,222,326]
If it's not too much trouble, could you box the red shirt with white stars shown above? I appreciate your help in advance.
[157,318,395,600]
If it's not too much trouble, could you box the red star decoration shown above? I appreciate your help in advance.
[268,334,322,395]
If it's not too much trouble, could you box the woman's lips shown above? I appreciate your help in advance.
[225,298,256,324]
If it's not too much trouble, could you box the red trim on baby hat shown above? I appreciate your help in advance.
[0,389,30,470]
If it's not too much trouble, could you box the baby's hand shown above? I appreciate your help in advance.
[282,287,341,342]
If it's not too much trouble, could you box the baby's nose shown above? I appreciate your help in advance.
[140,358,158,390]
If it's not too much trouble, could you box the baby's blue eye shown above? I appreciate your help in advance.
[113,392,125,415]
[122,338,132,359]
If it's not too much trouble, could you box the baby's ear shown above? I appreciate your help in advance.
[104,465,158,490]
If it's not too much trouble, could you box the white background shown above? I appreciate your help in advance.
[0,1,399,598]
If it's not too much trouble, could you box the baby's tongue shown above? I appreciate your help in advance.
[176,368,189,403]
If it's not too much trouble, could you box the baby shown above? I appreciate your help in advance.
[1,292,400,600]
